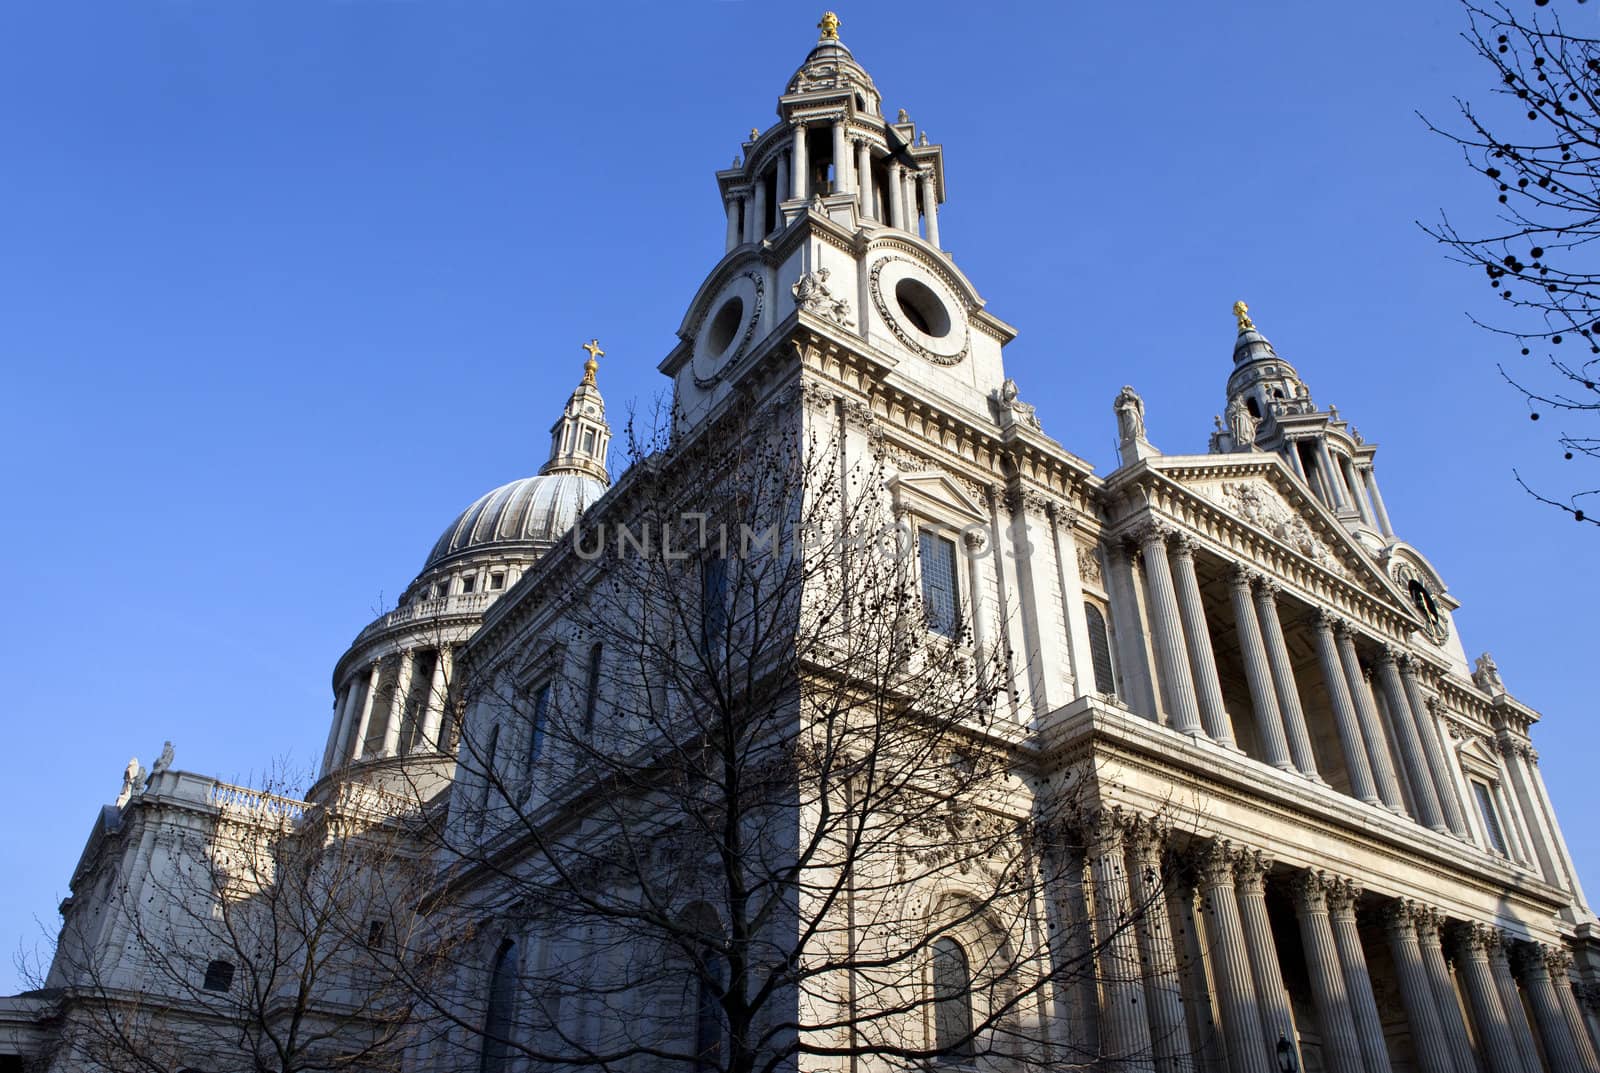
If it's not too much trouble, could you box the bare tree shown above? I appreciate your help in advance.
[1424,0,1600,524]
[39,767,456,1073]
[414,386,1191,1073]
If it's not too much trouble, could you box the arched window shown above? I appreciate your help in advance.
[479,939,519,1073]
[475,724,500,819]
[1083,603,1116,697]
[583,643,603,735]
[683,903,725,1071]
[932,938,974,1058]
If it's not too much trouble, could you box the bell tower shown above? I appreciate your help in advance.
[662,12,1019,435]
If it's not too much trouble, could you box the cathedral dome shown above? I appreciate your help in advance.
[423,472,605,571]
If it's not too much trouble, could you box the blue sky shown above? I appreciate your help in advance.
[3,1,1596,991]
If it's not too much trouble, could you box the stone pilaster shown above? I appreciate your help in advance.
[1383,901,1455,1073]
[1376,648,1446,831]
[1325,878,1393,1073]
[854,137,872,219]
[1127,818,1188,1073]
[918,168,940,247]
[1138,524,1203,736]
[1170,535,1233,747]
[1453,923,1525,1073]
[1085,810,1157,1072]
[1252,578,1320,780]
[1234,850,1298,1072]
[1227,568,1293,771]
[1196,842,1274,1073]
[1290,871,1364,1073]
[1338,627,1407,813]
[1414,907,1480,1073]
[1312,611,1379,804]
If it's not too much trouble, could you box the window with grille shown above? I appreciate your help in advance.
[919,531,961,639]
[1084,603,1116,696]
[701,556,729,654]
[932,937,974,1058]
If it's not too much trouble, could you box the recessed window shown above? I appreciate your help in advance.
[489,572,506,591]
[919,530,962,639]
[932,938,975,1058]
[434,582,448,599]
[707,296,745,356]
[582,429,597,454]
[583,643,603,735]
[366,919,387,948]
[895,277,951,338]
[528,681,551,766]
[202,959,235,992]
[1473,780,1509,855]
[461,575,476,595]
[701,556,730,655]
[1084,602,1116,697]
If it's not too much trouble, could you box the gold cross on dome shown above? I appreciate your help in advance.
[582,338,604,383]
[818,11,840,40]
[1232,300,1255,333]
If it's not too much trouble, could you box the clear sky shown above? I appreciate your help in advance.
[3,1,1596,993]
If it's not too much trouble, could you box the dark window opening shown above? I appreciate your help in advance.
[202,959,235,992]
[366,919,387,948]
[479,940,518,1073]
[919,530,962,639]
[701,556,730,655]
[528,682,551,767]
[1085,603,1116,696]
[1245,396,1261,419]
[932,938,975,1058]
[583,643,603,735]
[461,575,476,594]
[1474,781,1509,855]
[489,571,506,591]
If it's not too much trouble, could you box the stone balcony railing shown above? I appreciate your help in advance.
[352,591,496,647]
[206,781,309,820]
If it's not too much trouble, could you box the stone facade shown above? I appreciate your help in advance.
[4,14,1599,1073]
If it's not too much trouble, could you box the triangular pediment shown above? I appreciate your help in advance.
[1153,455,1421,619]
[888,471,988,524]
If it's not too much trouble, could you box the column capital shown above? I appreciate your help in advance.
[1252,574,1282,600]
[916,167,935,186]
[1079,806,1134,853]
[1425,693,1448,716]
[961,528,987,552]
[1133,519,1175,548]
[1324,875,1362,915]
[1229,563,1262,589]
[1542,943,1574,974]
[1291,869,1333,912]
[1313,606,1347,632]
[1233,848,1272,894]
[790,118,808,132]
[1197,838,1241,889]
[1169,531,1197,558]
[1451,920,1503,955]
[1376,643,1402,667]
[1411,905,1445,943]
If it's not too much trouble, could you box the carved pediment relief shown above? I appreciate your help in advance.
[889,472,988,524]
[1193,479,1349,579]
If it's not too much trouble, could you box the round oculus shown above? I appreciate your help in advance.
[868,256,969,365]
[692,272,764,386]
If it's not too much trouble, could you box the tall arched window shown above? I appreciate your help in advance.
[583,643,603,735]
[479,939,518,1073]
[1084,603,1116,697]
[682,902,725,1071]
[932,937,974,1058]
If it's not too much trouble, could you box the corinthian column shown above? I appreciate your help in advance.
[1554,962,1600,1073]
[918,168,940,248]
[790,121,808,200]
[1400,657,1470,838]
[1453,923,1525,1073]
[1312,611,1378,803]
[1084,810,1157,1072]
[1170,535,1234,746]
[1253,579,1320,780]
[383,649,414,757]
[855,137,873,218]
[349,658,384,762]
[885,158,903,229]
[1384,901,1456,1073]
[1520,944,1590,1073]
[1487,936,1544,1073]
[1228,568,1293,771]
[1138,525,1203,735]
[1127,819,1187,1073]
[1235,852,1300,1071]
[1414,908,1479,1073]
[1337,626,1407,813]
[1326,879,1393,1073]
[1291,871,1364,1073]
[1196,843,1274,1073]
[420,645,452,751]
[1376,648,1446,830]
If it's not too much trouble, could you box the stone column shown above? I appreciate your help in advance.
[1127,819,1187,1073]
[1316,440,1351,510]
[832,121,851,195]
[1235,851,1300,1071]
[1196,843,1274,1073]
[1575,984,1600,1070]
[1342,456,1376,526]
[1291,871,1364,1073]
[1338,627,1407,813]
[1170,535,1234,747]
[1383,901,1455,1073]
[790,121,808,201]
[1311,611,1378,803]
[1227,568,1293,771]
[1253,579,1320,780]
[382,650,414,757]
[918,169,940,248]
[1167,860,1223,1072]
[855,137,872,218]
[420,645,453,752]
[1085,810,1157,1072]
[1138,525,1203,735]
[1554,960,1600,1072]
[885,158,903,229]
[1414,908,1479,1073]
[1326,878,1393,1073]
[350,658,384,762]
[1453,923,1525,1073]
[1400,658,1469,838]
[1520,944,1589,1073]
[1284,439,1308,483]
[1487,936,1544,1073]
[724,195,741,251]
[774,153,789,210]
[750,179,768,243]
[1049,841,1100,1063]
[324,678,358,773]
[1363,466,1396,538]
[1375,648,1446,830]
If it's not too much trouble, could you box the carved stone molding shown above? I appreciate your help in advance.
[1077,546,1102,586]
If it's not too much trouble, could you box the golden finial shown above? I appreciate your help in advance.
[818,11,840,40]
[581,338,604,384]
[1232,300,1255,333]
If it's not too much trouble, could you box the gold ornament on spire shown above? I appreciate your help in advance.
[749,127,759,141]
[818,11,840,39]
[1232,300,1255,333]
[581,338,604,384]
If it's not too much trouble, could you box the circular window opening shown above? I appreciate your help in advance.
[895,277,951,339]
[707,296,745,356]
